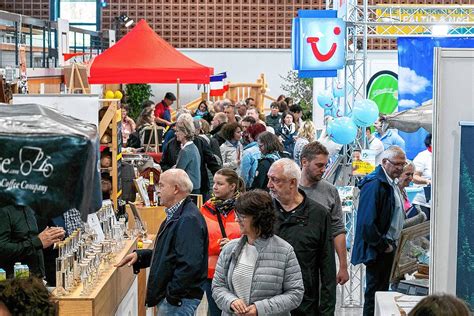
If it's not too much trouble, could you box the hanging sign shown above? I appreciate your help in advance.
[292,10,346,78]
[367,70,399,115]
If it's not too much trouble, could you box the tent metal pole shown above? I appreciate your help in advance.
[176,78,180,110]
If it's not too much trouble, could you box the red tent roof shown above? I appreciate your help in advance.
[88,20,213,84]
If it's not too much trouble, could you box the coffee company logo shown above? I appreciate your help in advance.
[0,146,54,178]
[0,146,54,195]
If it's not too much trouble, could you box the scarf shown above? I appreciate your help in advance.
[195,109,208,117]
[209,191,240,216]
[281,123,296,135]
[260,152,281,161]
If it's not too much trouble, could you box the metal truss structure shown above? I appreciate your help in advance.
[322,1,474,309]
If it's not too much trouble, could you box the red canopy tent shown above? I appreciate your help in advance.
[88,20,213,84]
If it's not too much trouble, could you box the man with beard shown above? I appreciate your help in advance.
[299,141,349,286]
[268,159,336,315]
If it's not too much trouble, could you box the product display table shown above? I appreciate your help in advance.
[56,238,138,316]
[375,291,425,316]
[126,203,166,235]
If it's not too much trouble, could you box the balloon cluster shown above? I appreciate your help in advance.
[317,81,379,145]
[104,90,123,100]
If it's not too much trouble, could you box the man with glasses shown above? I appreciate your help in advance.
[351,146,407,316]
[299,142,349,287]
[268,158,336,315]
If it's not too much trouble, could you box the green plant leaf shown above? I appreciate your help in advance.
[125,84,154,120]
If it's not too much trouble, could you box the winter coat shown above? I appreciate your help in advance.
[160,136,221,195]
[274,190,336,315]
[240,142,261,187]
[200,201,241,279]
[0,205,45,278]
[351,165,396,265]
[133,198,208,307]
[212,235,304,316]
[220,140,243,172]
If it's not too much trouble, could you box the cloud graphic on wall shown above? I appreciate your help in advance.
[399,99,419,108]
[398,66,430,95]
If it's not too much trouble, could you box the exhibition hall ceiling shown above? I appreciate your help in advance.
[0,0,471,50]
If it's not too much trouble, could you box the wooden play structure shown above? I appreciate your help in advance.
[176,73,276,118]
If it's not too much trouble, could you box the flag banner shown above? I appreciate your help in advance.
[210,72,229,96]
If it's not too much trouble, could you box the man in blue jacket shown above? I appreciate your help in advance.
[351,146,406,316]
[116,169,208,314]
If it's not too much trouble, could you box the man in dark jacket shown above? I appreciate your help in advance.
[0,205,65,278]
[268,158,336,316]
[210,112,228,146]
[351,146,406,316]
[159,135,221,198]
[116,169,208,313]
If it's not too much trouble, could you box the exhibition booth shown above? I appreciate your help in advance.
[1,3,474,316]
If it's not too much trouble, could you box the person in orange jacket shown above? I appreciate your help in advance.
[200,168,245,316]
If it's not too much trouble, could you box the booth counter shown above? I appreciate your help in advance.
[56,235,157,316]
[56,238,138,316]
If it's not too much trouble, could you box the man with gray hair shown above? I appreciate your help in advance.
[351,145,407,316]
[116,169,208,315]
[268,158,336,315]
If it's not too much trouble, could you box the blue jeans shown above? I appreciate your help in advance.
[156,298,201,316]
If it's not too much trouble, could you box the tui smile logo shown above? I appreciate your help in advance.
[306,26,341,62]
[292,11,346,76]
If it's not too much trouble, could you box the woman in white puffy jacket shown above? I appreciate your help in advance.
[212,190,304,316]
[219,122,244,173]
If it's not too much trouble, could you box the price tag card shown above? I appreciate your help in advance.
[87,213,105,242]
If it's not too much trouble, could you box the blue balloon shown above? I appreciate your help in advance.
[317,90,335,109]
[352,99,379,127]
[329,117,358,145]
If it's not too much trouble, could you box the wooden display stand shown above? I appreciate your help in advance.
[126,203,166,236]
[99,99,122,210]
[64,63,90,94]
[56,238,138,316]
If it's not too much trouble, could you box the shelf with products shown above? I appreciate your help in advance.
[99,99,123,210]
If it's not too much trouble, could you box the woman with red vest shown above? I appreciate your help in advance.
[201,168,245,316]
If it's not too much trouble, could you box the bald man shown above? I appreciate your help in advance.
[117,169,208,314]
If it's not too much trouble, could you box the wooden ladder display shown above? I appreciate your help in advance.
[99,99,122,210]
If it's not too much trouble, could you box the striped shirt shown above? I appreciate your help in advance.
[231,243,258,305]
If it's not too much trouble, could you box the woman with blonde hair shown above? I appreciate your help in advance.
[200,168,245,316]
[293,120,316,166]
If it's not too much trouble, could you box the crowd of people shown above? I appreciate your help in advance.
[0,90,461,316]
[115,92,444,315]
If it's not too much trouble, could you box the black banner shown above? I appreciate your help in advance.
[0,104,102,220]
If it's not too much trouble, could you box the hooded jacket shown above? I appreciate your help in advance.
[351,165,396,266]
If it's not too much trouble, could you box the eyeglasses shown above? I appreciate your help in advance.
[235,212,248,220]
[387,159,407,168]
